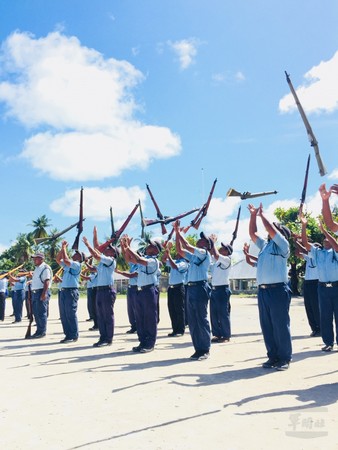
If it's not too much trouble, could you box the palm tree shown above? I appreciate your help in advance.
[30,215,51,240]
[13,233,34,263]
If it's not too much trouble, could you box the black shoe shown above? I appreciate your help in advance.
[60,338,78,343]
[262,358,278,369]
[126,328,137,334]
[322,345,333,352]
[93,340,111,347]
[190,351,200,359]
[168,332,184,337]
[275,361,290,371]
[88,326,99,331]
[310,330,321,337]
[12,320,21,324]
[139,347,154,353]
[31,333,46,339]
[132,345,142,352]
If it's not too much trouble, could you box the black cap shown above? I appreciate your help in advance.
[200,232,213,250]
[148,239,163,253]
[221,243,233,255]
[273,222,291,240]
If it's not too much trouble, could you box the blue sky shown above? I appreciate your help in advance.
[0,0,338,258]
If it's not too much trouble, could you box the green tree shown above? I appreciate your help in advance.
[30,215,51,240]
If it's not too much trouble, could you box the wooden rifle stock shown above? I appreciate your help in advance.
[0,264,24,280]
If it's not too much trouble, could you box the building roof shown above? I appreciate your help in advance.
[230,259,257,280]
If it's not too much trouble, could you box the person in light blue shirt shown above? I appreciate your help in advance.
[162,242,188,337]
[8,270,27,323]
[248,203,292,371]
[121,235,161,353]
[301,214,338,352]
[175,221,212,361]
[56,240,83,343]
[83,235,117,348]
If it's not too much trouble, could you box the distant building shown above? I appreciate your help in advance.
[229,259,257,294]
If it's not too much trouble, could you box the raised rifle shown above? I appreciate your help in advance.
[183,178,217,233]
[24,283,33,339]
[285,71,327,176]
[110,207,115,239]
[72,187,84,250]
[142,207,199,227]
[146,184,167,235]
[227,188,277,200]
[97,202,140,252]
[230,206,241,247]
[34,221,83,245]
[299,154,311,217]
[0,263,25,280]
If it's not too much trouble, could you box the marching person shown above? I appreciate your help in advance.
[209,236,232,343]
[162,242,188,337]
[174,221,212,361]
[82,234,118,348]
[56,241,84,343]
[30,252,52,339]
[248,203,292,371]
[115,263,138,334]
[120,235,162,353]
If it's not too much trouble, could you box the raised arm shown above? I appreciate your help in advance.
[300,214,312,251]
[320,183,338,232]
[319,220,338,251]
[248,204,259,243]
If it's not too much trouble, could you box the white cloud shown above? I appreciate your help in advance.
[50,185,146,223]
[0,31,181,181]
[328,169,338,180]
[212,70,246,84]
[167,38,200,70]
[279,52,338,114]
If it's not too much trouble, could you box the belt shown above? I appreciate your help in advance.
[60,287,77,291]
[187,280,207,287]
[137,284,155,291]
[304,279,318,284]
[259,282,286,289]
[32,289,43,293]
[96,285,112,291]
[319,281,338,288]
[169,283,183,289]
[212,284,229,290]
[128,285,138,289]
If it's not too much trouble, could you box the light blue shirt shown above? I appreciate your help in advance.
[310,246,338,283]
[255,233,290,285]
[167,258,189,285]
[184,247,211,283]
[211,254,231,286]
[303,254,319,281]
[87,272,97,288]
[96,255,116,287]
[61,261,81,288]
[0,278,8,293]
[128,263,138,286]
[13,276,26,291]
[137,256,159,287]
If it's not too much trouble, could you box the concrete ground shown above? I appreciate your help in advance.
[1,294,337,450]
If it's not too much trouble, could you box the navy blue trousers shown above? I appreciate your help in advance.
[210,286,231,339]
[32,289,50,335]
[318,284,338,346]
[96,286,116,343]
[127,286,137,330]
[258,284,292,362]
[135,285,158,349]
[59,288,79,339]
[0,292,5,320]
[303,280,320,333]
[167,284,185,334]
[87,287,98,327]
[186,282,211,353]
[13,289,25,322]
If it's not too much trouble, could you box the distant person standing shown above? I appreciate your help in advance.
[248,203,292,371]
[0,273,8,321]
[8,270,27,323]
[30,252,52,339]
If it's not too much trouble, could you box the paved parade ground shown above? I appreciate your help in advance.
[1,294,338,450]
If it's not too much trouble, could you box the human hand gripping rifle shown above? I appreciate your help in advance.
[97,202,140,252]
[285,71,327,176]
[298,154,311,218]
[72,187,84,251]
[183,178,217,233]
[0,263,25,280]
